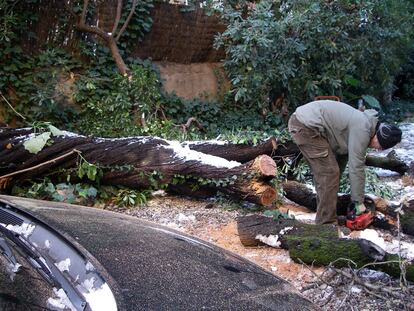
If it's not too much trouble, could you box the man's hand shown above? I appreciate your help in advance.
[354,202,367,215]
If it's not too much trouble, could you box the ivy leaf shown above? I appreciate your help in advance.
[23,132,51,154]
[86,165,97,181]
[48,125,64,136]
[87,187,98,198]
[362,95,381,109]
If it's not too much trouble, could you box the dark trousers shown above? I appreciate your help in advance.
[288,115,347,224]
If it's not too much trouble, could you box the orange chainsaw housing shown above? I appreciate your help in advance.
[346,211,374,230]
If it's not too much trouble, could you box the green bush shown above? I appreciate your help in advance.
[215,0,414,109]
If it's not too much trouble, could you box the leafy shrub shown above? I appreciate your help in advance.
[77,64,165,137]
[215,0,414,109]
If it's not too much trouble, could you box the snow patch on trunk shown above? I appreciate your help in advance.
[255,234,281,247]
[165,140,241,168]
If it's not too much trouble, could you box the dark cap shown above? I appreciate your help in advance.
[376,123,402,150]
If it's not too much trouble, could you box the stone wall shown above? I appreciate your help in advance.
[156,62,230,100]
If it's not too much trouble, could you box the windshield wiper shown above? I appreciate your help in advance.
[0,236,18,271]
[0,225,88,311]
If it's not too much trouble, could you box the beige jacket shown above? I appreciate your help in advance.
[295,100,378,202]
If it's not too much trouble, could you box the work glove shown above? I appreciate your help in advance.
[353,202,367,215]
[347,201,367,220]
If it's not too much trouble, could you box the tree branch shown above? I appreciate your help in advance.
[111,0,123,36]
[116,0,138,42]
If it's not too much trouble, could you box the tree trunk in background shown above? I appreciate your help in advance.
[366,152,410,176]
[0,128,277,205]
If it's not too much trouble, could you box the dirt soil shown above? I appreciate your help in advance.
[111,193,414,311]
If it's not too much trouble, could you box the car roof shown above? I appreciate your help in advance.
[0,195,316,311]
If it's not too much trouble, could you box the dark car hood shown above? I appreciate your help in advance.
[0,195,316,311]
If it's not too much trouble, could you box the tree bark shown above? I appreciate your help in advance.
[185,138,302,169]
[186,139,410,175]
[366,151,410,176]
[0,128,277,205]
[237,215,414,281]
[71,0,134,76]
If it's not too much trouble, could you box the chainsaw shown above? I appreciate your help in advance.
[338,200,375,230]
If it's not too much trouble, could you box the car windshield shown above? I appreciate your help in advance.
[0,203,118,311]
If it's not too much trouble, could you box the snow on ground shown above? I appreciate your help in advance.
[358,228,414,260]
[369,123,414,164]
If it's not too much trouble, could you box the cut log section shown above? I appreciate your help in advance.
[0,128,277,205]
[237,215,414,281]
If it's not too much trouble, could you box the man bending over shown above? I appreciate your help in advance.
[288,100,402,224]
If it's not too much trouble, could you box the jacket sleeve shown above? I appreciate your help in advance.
[347,123,371,203]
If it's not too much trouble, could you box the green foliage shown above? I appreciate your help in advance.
[263,209,293,220]
[338,166,396,199]
[118,0,154,51]
[113,189,149,207]
[12,180,98,205]
[364,168,396,200]
[0,47,81,127]
[22,122,64,154]
[291,159,312,183]
[286,159,395,199]
[215,0,414,109]
[77,64,167,137]
[77,156,103,182]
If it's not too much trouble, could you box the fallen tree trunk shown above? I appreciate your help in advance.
[184,138,302,168]
[281,180,348,215]
[366,151,411,176]
[0,128,277,205]
[186,139,411,175]
[237,215,414,281]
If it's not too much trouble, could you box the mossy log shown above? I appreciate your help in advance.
[401,199,414,236]
[237,215,414,281]
[0,128,277,205]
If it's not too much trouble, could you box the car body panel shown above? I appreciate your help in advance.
[0,195,316,311]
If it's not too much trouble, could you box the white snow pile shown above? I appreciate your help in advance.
[177,213,196,223]
[182,139,229,146]
[6,262,22,280]
[255,234,281,248]
[85,261,95,272]
[47,288,77,311]
[1,222,36,238]
[81,282,118,311]
[359,229,414,261]
[164,140,241,169]
[56,258,71,273]
[288,210,316,222]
